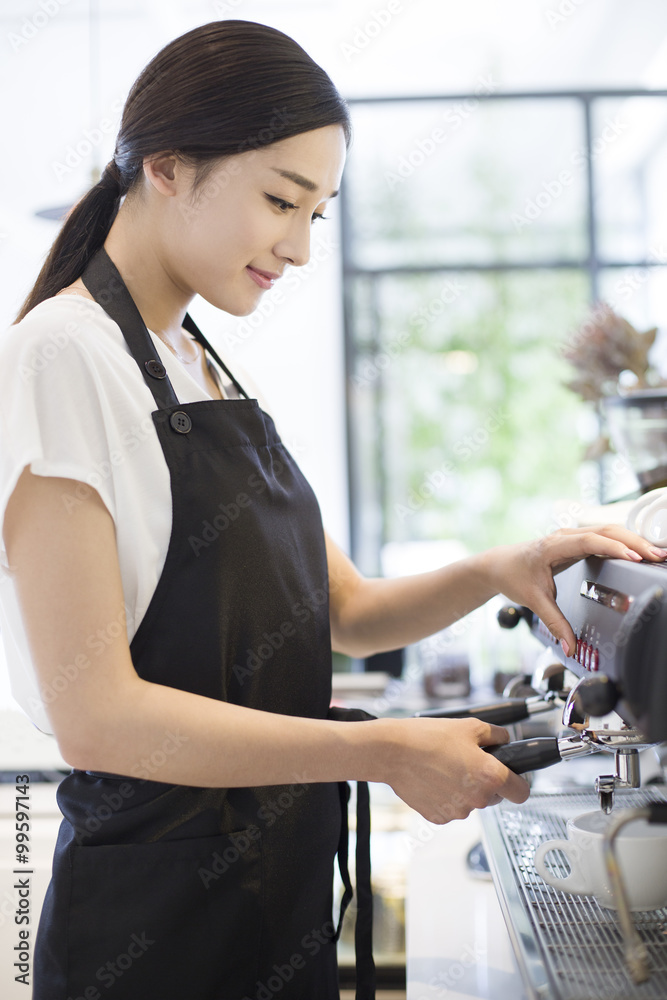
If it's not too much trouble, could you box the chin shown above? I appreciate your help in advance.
[234,300,264,318]
[202,291,262,318]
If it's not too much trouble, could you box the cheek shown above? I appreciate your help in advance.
[193,207,267,264]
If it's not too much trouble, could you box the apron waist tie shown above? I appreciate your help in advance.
[329,707,377,1000]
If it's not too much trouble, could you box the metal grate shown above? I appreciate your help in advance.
[491,788,667,1000]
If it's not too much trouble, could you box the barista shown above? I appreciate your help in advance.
[2,19,664,1000]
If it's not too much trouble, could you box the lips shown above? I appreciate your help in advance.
[249,266,281,281]
[246,265,281,290]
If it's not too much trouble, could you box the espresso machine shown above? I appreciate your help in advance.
[418,554,667,998]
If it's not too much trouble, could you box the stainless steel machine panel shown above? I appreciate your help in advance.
[531,557,667,741]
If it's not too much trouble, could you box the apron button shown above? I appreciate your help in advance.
[170,411,192,434]
[145,359,167,379]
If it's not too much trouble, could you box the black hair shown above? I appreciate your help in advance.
[16,19,351,322]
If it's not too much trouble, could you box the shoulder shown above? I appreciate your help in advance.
[0,294,128,378]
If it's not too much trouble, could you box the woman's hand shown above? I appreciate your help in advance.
[480,524,667,657]
[375,717,530,823]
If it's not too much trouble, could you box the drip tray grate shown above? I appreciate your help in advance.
[481,787,667,1000]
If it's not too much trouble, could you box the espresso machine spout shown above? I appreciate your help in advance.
[595,747,642,813]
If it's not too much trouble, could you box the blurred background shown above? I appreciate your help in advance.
[4,2,667,993]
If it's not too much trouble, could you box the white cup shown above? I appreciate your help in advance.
[626,487,667,546]
[534,810,667,911]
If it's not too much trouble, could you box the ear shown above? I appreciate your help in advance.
[142,153,184,197]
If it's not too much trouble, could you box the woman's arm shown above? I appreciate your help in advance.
[325,528,667,659]
[2,467,530,821]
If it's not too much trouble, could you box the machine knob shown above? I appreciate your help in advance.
[497,604,534,629]
[574,675,621,718]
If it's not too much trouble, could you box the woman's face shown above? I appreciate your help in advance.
[158,125,347,316]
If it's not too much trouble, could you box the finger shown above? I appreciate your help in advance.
[552,525,667,562]
[497,769,530,805]
[470,721,510,747]
[523,591,575,656]
[546,529,646,565]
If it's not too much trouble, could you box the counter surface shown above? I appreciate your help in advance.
[406,809,528,1000]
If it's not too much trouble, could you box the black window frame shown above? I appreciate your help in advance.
[339,88,667,567]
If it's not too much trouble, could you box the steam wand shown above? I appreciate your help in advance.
[603,803,667,985]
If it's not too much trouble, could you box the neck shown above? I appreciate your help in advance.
[102,197,195,340]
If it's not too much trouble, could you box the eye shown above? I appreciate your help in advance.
[266,194,329,224]
[266,194,296,212]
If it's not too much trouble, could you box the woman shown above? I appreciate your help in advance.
[1,18,663,1000]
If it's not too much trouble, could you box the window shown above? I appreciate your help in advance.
[341,90,667,572]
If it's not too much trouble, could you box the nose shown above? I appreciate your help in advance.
[274,220,311,268]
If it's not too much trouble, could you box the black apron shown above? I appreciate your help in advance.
[33,248,375,1000]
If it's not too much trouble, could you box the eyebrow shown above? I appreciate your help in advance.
[270,167,339,199]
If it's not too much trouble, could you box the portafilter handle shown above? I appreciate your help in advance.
[482,734,602,774]
[415,693,558,726]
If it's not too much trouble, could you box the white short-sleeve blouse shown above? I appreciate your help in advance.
[0,293,263,734]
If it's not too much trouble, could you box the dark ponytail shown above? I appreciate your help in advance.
[15,20,351,323]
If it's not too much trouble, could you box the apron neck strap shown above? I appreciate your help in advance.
[81,247,250,407]
[181,313,249,400]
